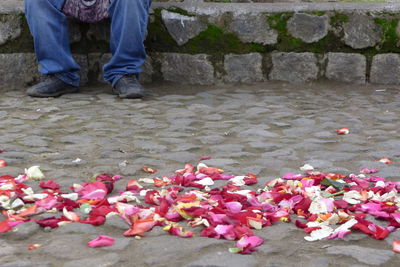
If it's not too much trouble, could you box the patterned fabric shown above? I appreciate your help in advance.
[62,0,110,23]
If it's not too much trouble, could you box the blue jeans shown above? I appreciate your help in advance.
[25,0,152,87]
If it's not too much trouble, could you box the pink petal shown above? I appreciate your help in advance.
[209,212,227,224]
[36,196,58,210]
[225,202,243,213]
[215,224,236,240]
[328,230,351,240]
[300,178,315,188]
[391,213,400,224]
[320,198,335,213]
[236,235,264,253]
[7,221,25,227]
[87,235,115,248]
[282,173,303,180]
[360,168,378,174]
[76,182,108,200]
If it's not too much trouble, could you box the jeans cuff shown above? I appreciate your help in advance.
[111,74,124,87]
[55,72,80,87]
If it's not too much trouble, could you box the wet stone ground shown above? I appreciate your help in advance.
[1,81,400,266]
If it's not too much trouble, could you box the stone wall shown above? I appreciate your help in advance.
[2,1,400,88]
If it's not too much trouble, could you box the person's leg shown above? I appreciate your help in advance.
[103,0,152,87]
[25,0,80,87]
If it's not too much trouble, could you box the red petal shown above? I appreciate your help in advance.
[393,240,400,253]
[0,160,7,168]
[142,166,158,174]
[336,128,349,135]
[334,200,348,209]
[124,219,156,236]
[80,216,106,226]
[295,220,307,229]
[39,180,60,190]
[304,227,321,234]
[35,217,65,228]
[0,220,12,233]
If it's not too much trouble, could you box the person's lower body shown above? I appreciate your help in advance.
[24,0,152,98]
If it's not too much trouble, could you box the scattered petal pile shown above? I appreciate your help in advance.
[1,163,400,254]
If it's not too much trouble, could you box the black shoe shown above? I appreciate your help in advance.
[112,74,146,99]
[26,75,79,98]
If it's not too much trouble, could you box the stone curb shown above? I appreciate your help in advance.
[2,2,400,87]
[2,52,400,89]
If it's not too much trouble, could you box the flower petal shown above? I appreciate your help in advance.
[25,166,45,180]
[87,235,115,248]
[393,240,400,254]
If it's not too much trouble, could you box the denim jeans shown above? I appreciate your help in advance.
[25,0,152,87]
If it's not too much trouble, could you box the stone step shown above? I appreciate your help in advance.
[2,1,400,88]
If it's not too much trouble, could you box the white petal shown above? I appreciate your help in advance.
[333,219,358,233]
[25,166,45,180]
[376,181,385,187]
[300,164,314,171]
[229,176,246,186]
[195,177,214,186]
[61,193,79,201]
[32,193,48,200]
[304,226,333,241]
[11,198,24,209]
[196,163,208,170]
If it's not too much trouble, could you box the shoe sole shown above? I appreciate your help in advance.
[112,88,145,99]
[118,92,145,99]
[27,87,79,98]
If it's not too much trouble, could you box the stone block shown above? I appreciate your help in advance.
[140,56,154,83]
[370,54,400,85]
[161,10,206,46]
[343,14,382,49]
[0,53,40,90]
[0,15,21,45]
[269,52,318,83]
[86,20,110,42]
[287,13,329,43]
[229,14,278,45]
[224,53,264,83]
[73,54,89,86]
[326,53,366,84]
[161,53,214,85]
[68,20,82,43]
[0,53,87,89]
[87,52,102,80]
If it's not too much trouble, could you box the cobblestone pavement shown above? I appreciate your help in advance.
[1,81,400,266]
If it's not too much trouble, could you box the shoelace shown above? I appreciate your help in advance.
[43,75,57,83]
[123,74,139,84]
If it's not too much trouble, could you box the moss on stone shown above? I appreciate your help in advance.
[308,11,326,17]
[267,13,292,33]
[183,25,265,54]
[166,7,196,17]
[3,9,400,57]
[330,13,349,27]
[145,9,180,52]
[146,9,266,54]
[266,12,355,53]
[374,17,400,52]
